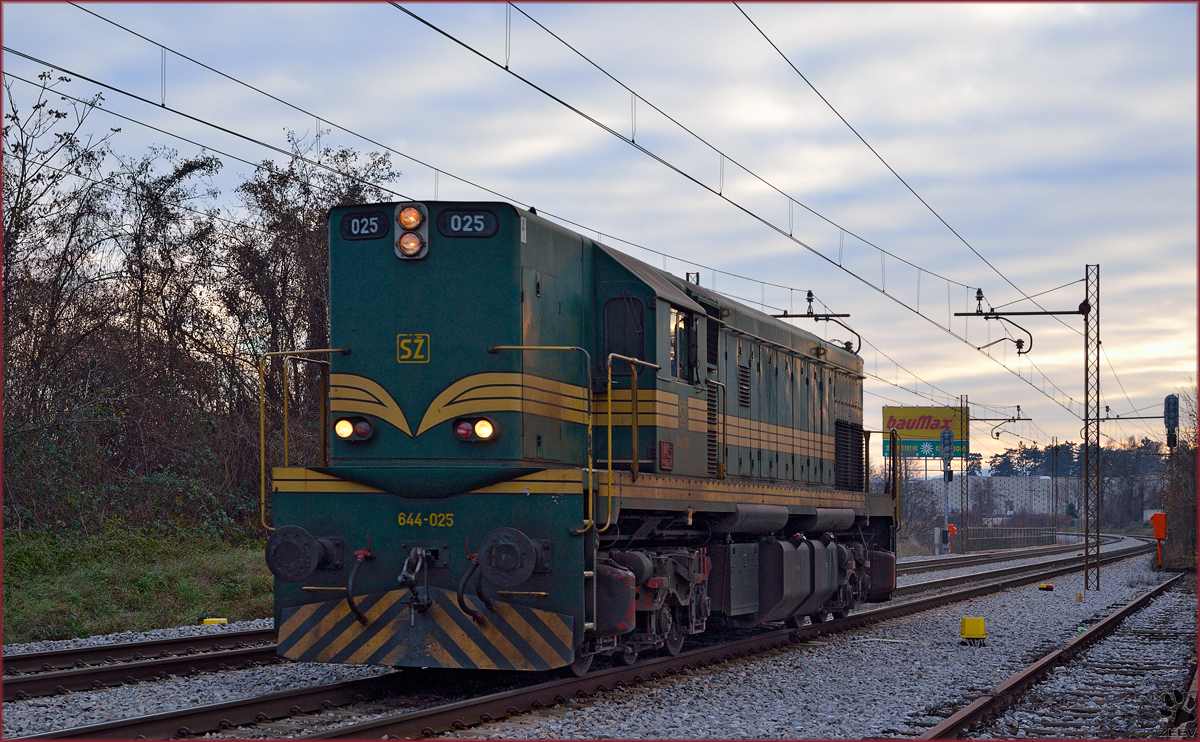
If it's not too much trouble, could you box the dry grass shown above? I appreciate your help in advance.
[3,526,272,644]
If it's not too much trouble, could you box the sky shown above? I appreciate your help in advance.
[4,2,1196,467]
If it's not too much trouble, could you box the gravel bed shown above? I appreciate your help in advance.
[2,618,275,657]
[971,577,1197,739]
[1,657,395,738]
[1,537,1160,739]
[441,556,1176,739]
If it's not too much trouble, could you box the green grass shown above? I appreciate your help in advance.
[2,525,273,644]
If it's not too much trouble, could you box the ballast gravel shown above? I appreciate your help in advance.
[443,554,1178,739]
[2,617,275,656]
[3,538,1177,739]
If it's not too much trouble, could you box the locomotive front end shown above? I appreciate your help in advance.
[265,202,591,671]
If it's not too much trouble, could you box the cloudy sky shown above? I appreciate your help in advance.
[5,2,1196,465]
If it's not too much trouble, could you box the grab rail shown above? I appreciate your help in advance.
[603,354,661,533]
[258,348,345,532]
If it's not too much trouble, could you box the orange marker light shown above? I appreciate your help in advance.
[398,206,423,229]
[397,232,424,256]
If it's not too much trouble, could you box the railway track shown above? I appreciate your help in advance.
[894,536,1114,576]
[13,538,1153,740]
[2,538,1135,705]
[918,571,1194,739]
[2,629,279,702]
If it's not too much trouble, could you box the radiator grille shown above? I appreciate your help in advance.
[834,419,865,491]
[737,364,751,408]
[706,383,719,475]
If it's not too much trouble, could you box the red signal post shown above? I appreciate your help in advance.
[1149,512,1167,568]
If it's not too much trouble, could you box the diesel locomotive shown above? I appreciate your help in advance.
[262,200,899,674]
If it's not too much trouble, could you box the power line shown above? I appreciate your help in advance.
[3,70,369,210]
[734,3,1151,425]
[733,2,1083,340]
[59,4,1083,420]
[5,49,959,417]
[54,4,907,305]
[2,47,412,203]
[10,17,1083,428]
[389,3,1083,421]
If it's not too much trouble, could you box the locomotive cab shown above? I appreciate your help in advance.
[262,201,898,673]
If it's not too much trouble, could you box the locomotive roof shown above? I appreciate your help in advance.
[596,241,863,375]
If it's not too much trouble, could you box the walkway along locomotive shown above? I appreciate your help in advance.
[261,201,900,674]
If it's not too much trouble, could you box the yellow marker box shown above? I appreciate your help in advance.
[203,618,228,625]
[960,617,986,640]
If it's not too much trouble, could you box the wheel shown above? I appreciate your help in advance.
[810,610,829,624]
[661,607,686,656]
[665,629,686,656]
[831,609,848,620]
[566,653,593,677]
[619,648,639,665]
[785,615,806,630]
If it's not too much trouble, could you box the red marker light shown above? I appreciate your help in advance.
[354,420,372,438]
[456,421,474,439]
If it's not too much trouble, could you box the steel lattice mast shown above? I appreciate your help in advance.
[1082,265,1101,590]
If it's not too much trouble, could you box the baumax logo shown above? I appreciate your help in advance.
[882,406,968,440]
[884,415,954,431]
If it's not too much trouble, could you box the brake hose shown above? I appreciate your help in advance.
[346,546,373,625]
[457,562,487,626]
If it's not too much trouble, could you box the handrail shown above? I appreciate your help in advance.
[282,356,332,467]
[487,346,594,534]
[604,353,661,533]
[707,379,728,479]
[259,348,346,532]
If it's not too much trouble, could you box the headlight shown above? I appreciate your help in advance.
[453,418,497,442]
[397,231,424,257]
[398,206,423,230]
[334,417,374,441]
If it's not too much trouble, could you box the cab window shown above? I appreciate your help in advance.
[669,307,695,383]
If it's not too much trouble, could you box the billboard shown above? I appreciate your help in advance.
[882,406,969,458]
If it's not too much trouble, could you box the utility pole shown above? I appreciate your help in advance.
[1082,265,1100,590]
[955,266,1098,588]
[960,394,969,553]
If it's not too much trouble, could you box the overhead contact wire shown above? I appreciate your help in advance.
[387,3,1082,420]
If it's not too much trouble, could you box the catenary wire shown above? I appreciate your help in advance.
[387,3,1084,421]
[5,51,965,425]
[55,4,1084,422]
[733,2,1083,339]
[7,25,1081,440]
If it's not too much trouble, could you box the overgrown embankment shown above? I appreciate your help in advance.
[3,525,272,644]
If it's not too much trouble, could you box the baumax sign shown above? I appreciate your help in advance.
[882,406,967,440]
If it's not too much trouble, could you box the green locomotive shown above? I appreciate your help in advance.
[263,201,898,674]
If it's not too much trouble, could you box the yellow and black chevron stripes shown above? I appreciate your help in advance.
[471,468,584,494]
[605,470,865,511]
[272,467,384,494]
[277,587,574,670]
[330,374,412,435]
[416,373,589,435]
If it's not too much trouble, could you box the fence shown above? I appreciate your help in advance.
[955,527,1058,552]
